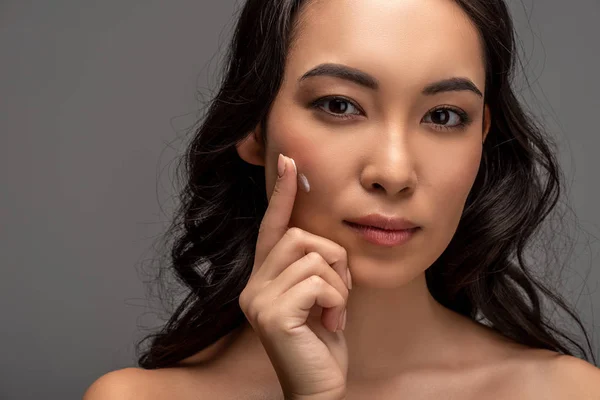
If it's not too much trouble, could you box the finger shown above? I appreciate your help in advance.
[253,227,350,291]
[254,154,298,268]
[251,252,349,333]
[270,275,346,334]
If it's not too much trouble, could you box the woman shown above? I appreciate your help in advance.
[85,0,600,398]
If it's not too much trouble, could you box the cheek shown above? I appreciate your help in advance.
[430,142,482,225]
[267,102,335,184]
[264,118,336,220]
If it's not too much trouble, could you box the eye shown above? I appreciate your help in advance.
[310,96,472,131]
[423,106,471,132]
[310,96,363,120]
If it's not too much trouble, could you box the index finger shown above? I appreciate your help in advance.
[254,153,298,267]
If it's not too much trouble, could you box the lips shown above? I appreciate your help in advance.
[344,221,416,232]
[344,221,419,246]
[344,213,420,231]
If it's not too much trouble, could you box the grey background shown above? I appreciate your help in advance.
[1,0,598,399]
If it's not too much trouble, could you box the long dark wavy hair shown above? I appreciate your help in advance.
[134,0,598,369]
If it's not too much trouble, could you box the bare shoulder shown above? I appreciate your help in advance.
[83,367,157,400]
[542,353,600,399]
[500,348,600,400]
[461,321,600,400]
[83,325,281,399]
[82,366,222,400]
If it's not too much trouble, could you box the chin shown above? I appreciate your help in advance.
[345,252,430,290]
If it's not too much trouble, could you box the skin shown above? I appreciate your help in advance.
[180,0,573,397]
[238,0,498,383]
[83,0,600,398]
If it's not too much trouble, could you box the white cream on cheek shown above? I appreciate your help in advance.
[298,173,311,193]
[290,158,311,193]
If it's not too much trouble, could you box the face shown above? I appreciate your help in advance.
[243,0,491,288]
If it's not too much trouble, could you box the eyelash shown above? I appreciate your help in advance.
[309,95,472,132]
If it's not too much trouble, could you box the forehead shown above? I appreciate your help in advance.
[287,0,486,93]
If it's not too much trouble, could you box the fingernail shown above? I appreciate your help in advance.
[289,157,297,175]
[346,269,352,290]
[341,309,347,331]
[277,153,286,178]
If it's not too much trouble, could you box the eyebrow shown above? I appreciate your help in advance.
[298,63,483,98]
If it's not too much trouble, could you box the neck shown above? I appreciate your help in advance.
[344,272,468,381]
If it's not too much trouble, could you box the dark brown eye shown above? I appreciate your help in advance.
[423,106,471,132]
[311,96,362,119]
[326,99,351,114]
[431,109,452,124]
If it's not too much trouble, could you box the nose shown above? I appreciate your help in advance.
[360,131,417,196]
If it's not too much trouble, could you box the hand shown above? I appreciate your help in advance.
[238,153,351,400]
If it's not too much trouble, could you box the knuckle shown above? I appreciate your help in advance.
[242,295,260,321]
[285,226,304,240]
[238,283,255,311]
[238,290,247,310]
[306,251,323,263]
[271,182,285,195]
[241,297,254,319]
[255,309,269,328]
[308,274,324,288]
[256,308,278,332]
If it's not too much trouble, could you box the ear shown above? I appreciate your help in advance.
[236,124,265,166]
[482,104,491,143]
